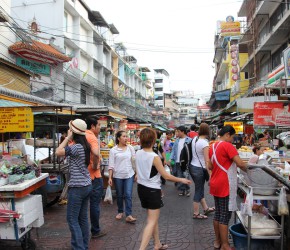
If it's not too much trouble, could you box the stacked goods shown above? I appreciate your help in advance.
[263,147,279,158]
[238,146,253,158]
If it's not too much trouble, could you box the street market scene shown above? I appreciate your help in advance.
[0,0,290,250]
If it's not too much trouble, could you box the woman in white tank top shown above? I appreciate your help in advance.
[136,128,192,250]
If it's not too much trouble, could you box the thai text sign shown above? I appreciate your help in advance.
[224,121,243,133]
[254,102,290,128]
[220,21,240,37]
[16,57,50,75]
[0,107,34,132]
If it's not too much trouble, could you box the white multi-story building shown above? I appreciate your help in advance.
[153,69,171,108]
[10,0,150,120]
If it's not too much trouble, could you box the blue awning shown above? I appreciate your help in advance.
[0,99,30,107]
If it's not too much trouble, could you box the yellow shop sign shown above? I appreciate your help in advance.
[224,121,243,134]
[0,107,34,132]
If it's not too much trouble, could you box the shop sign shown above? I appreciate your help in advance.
[224,121,243,134]
[99,116,107,128]
[16,57,50,75]
[127,123,140,130]
[253,102,290,128]
[0,107,34,132]
[215,89,230,101]
[219,20,240,37]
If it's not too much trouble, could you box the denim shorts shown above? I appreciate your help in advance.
[137,184,164,210]
[188,164,205,202]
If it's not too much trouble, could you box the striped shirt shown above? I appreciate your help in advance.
[65,144,91,187]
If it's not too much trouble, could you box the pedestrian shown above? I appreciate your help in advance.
[189,123,215,219]
[208,125,247,250]
[169,125,192,196]
[56,119,92,250]
[187,124,198,139]
[248,145,265,164]
[85,116,107,238]
[162,130,174,165]
[108,130,137,223]
[136,128,191,250]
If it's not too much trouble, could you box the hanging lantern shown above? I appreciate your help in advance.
[232,74,238,81]
[231,66,238,73]
[231,59,238,66]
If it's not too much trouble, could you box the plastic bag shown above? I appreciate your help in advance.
[278,187,289,216]
[164,164,171,174]
[241,187,253,216]
[104,186,113,204]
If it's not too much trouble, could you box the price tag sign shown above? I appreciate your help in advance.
[0,107,34,132]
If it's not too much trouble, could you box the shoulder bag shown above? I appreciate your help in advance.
[129,146,136,172]
[194,137,209,182]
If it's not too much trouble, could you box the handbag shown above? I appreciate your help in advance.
[129,146,137,172]
[194,137,210,182]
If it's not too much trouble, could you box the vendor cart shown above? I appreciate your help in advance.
[0,173,48,250]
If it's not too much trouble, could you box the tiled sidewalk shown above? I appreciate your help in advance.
[0,181,284,249]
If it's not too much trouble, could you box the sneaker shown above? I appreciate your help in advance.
[186,191,191,197]
[91,230,107,238]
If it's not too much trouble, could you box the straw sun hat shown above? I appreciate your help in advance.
[69,119,87,135]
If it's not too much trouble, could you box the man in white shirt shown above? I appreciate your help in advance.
[169,126,192,196]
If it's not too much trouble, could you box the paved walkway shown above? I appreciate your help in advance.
[0,180,285,249]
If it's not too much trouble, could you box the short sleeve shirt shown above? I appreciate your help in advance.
[209,141,238,197]
[85,130,101,179]
[65,144,91,187]
[190,137,209,168]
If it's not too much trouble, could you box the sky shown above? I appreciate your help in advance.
[85,0,243,100]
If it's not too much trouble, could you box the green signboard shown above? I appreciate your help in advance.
[16,57,51,75]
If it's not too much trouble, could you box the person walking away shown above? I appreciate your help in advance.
[108,130,137,223]
[189,123,215,219]
[208,125,248,250]
[169,126,192,196]
[163,131,174,166]
[85,116,107,238]
[56,119,92,250]
[136,128,191,250]
[187,124,198,139]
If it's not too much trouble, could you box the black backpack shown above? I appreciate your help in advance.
[179,140,192,172]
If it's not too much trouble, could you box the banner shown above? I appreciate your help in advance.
[253,102,290,128]
[224,121,243,133]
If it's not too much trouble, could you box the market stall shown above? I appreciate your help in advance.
[0,105,75,207]
[0,153,48,249]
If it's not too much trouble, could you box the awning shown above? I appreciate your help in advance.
[108,111,126,120]
[226,112,253,121]
[154,125,167,132]
[0,99,30,107]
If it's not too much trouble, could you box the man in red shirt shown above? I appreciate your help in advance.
[187,124,198,139]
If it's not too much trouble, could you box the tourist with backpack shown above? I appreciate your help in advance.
[169,126,192,196]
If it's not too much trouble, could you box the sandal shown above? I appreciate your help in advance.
[204,207,215,215]
[154,243,169,250]
[125,215,137,224]
[192,213,208,219]
[115,213,123,220]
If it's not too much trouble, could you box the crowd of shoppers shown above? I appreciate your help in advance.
[55,117,253,250]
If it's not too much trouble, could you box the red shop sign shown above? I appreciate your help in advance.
[253,102,290,128]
